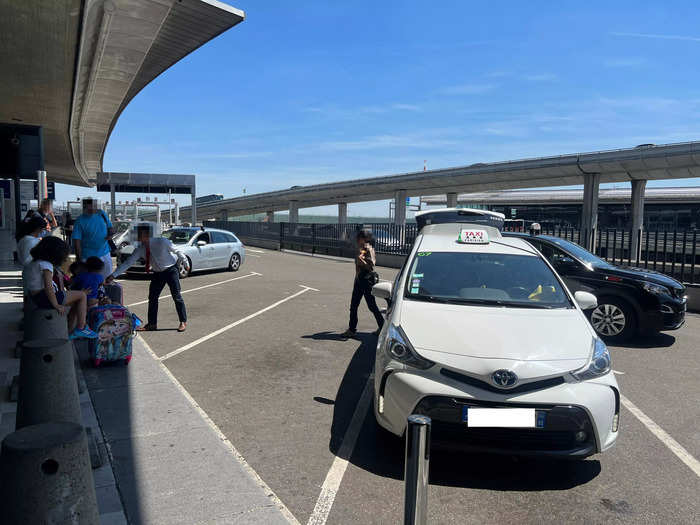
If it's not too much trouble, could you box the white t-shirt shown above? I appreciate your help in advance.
[22,260,54,294]
[17,235,40,266]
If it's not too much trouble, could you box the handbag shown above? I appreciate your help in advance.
[360,270,380,286]
[99,211,118,256]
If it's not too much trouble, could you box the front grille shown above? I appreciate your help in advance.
[431,422,577,451]
[440,368,565,395]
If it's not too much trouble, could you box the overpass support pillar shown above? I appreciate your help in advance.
[446,192,458,208]
[394,190,407,225]
[580,173,600,251]
[219,209,229,221]
[110,184,116,221]
[630,180,647,262]
[338,203,347,224]
[266,211,275,223]
[289,201,299,224]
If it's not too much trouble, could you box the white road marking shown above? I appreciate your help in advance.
[613,370,625,375]
[159,285,318,361]
[126,272,261,307]
[621,394,700,478]
[247,249,265,254]
[307,375,374,525]
[139,338,300,524]
[246,254,261,258]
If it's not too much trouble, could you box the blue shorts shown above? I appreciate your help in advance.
[31,289,66,309]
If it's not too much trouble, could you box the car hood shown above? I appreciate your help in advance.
[604,265,684,290]
[399,300,592,376]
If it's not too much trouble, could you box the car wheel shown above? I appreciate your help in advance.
[590,297,637,341]
[178,257,191,279]
[229,253,241,272]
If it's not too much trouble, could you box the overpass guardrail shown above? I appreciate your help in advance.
[208,221,700,285]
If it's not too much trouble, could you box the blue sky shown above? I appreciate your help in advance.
[58,0,700,216]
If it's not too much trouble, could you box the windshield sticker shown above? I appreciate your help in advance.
[417,252,432,256]
[412,273,424,278]
[411,278,421,287]
[410,287,419,294]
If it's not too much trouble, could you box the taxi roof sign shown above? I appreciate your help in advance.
[457,229,489,244]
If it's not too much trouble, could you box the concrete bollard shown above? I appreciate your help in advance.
[16,339,81,429]
[24,308,69,341]
[0,422,99,525]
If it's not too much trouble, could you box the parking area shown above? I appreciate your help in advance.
[116,248,700,524]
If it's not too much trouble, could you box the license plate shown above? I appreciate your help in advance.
[464,408,537,428]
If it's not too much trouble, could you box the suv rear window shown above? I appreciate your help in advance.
[405,252,571,309]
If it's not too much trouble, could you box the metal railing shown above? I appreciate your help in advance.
[210,221,700,284]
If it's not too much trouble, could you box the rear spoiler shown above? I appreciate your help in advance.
[415,208,505,231]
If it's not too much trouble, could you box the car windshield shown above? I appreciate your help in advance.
[545,237,613,268]
[162,229,196,244]
[405,251,571,308]
[113,221,130,233]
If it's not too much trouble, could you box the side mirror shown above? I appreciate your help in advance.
[554,255,577,268]
[372,281,392,300]
[197,240,207,247]
[574,291,597,310]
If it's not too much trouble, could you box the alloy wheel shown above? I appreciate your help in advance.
[178,259,190,278]
[591,304,626,336]
[230,253,240,271]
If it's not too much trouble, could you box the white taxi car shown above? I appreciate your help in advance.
[371,209,620,458]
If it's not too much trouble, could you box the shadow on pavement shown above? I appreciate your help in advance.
[611,332,676,349]
[327,333,601,492]
[303,331,351,342]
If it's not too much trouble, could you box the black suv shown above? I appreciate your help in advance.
[503,233,687,341]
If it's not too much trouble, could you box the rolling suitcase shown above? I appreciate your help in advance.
[87,304,136,367]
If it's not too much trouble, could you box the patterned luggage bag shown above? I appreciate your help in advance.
[87,304,135,367]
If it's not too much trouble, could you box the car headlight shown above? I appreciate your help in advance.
[384,325,434,370]
[572,338,611,381]
[642,281,670,296]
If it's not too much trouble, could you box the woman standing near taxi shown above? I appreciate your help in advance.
[342,230,384,338]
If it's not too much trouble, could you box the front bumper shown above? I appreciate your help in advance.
[375,369,619,458]
[641,300,686,333]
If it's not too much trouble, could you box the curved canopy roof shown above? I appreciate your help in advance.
[0,0,244,186]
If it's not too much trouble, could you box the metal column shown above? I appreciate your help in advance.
[446,192,458,208]
[36,171,47,203]
[580,173,600,251]
[404,415,431,525]
[110,183,116,221]
[394,190,407,225]
[338,202,347,224]
[289,201,299,223]
[191,190,197,226]
[630,179,647,260]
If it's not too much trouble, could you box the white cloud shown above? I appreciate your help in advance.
[610,32,700,43]
[523,73,558,82]
[320,133,458,151]
[438,83,496,95]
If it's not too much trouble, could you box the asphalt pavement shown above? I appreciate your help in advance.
[115,248,700,525]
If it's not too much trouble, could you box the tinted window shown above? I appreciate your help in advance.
[226,233,239,243]
[196,232,210,244]
[211,232,230,244]
[405,252,571,309]
[162,229,196,244]
[544,238,612,269]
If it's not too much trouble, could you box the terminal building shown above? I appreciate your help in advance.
[421,186,700,231]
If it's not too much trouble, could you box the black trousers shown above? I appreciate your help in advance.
[349,276,384,331]
[148,265,187,325]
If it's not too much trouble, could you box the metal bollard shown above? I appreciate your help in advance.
[16,339,81,429]
[24,308,69,341]
[404,414,431,525]
[0,422,99,525]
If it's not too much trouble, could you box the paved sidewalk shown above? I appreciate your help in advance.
[78,335,292,524]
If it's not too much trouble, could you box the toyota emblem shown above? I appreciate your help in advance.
[491,369,518,388]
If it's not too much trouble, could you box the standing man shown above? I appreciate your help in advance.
[106,224,188,332]
[38,198,58,236]
[72,198,114,277]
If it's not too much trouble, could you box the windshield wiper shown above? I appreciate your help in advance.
[409,295,561,309]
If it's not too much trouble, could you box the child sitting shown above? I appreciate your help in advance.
[23,237,98,340]
[72,256,106,308]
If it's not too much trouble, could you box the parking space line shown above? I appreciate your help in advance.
[139,338,301,524]
[307,375,374,525]
[247,249,265,253]
[621,394,700,477]
[247,254,261,258]
[159,285,318,361]
[126,272,261,307]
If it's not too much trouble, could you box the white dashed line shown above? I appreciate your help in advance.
[126,272,261,307]
[621,394,700,478]
[247,249,266,253]
[139,338,300,524]
[159,285,318,361]
[307,375,374,525]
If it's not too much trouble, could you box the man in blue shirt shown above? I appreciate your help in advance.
[72,198,114,277]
